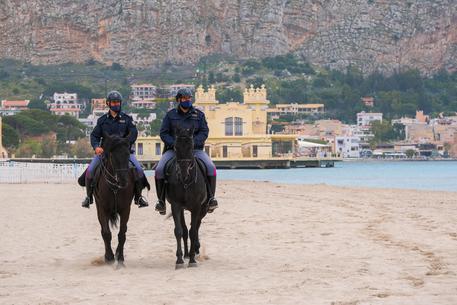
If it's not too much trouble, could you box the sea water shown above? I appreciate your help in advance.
[147,161,457,192]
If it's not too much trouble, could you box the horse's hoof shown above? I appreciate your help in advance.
[175,263,186,270]
[105,256,115,264]
[188,262,198,268]
[116,261,125,269]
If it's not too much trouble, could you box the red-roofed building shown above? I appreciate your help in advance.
[49,92,81,118]
[0,99,30,115]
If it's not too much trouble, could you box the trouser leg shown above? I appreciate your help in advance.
[81,155,101,208]
[207,175,218,213]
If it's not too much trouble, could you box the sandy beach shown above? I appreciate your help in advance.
[0,181,456,305]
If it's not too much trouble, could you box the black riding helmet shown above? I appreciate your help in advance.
[106,90,123,112]
[175,88,193,101]
[107,90,123,102]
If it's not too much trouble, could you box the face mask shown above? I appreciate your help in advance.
[109,104,121,112]
[180,100,192,109]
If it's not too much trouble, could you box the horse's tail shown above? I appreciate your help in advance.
[108,197,119,229]
[109,210,119,229]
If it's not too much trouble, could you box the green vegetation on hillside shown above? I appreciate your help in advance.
[2,109,89,157]
[1,54,457,156]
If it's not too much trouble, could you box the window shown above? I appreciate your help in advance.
[223,145,228,158]
[137,143,143,155]
[225,117,243,136]
[205,145,210,155]
[235,117,243,135]
[155,143,161,155]
[253,145,258,157]
[225,117,234,136]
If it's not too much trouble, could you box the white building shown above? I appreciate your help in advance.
[334,135,361,158]
[131,99,156,109]
[131,113,157,125]
[169,84,195,98]
[50,92,81,118]
[131,84,157,100]
[357,111,383,127]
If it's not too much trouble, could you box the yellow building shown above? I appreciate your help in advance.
[0,116,9,158]
[134,85,298,160]
[193,85,272,158]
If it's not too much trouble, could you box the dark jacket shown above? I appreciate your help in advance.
[160,106,209,152]
[90,111,138,150]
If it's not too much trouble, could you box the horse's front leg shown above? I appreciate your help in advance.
[171,205,185,269]
[195,217,202,256]
[188,210,200,267]
[115,207,131,268]
[97,209,114,264]
[181,210,189,259]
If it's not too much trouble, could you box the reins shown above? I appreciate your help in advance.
[174,135,198,190]
[100,153,129,216]
[175,158,198,190]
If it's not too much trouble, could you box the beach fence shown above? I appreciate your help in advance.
[0,161,87,184]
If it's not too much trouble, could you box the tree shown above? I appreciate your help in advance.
[28,98,48,111]
[405,149,416,158]
[71,138,93,158]
[111,62,123,71]
[216,87,243,103]
[208,71,215,84]
[2,123,19,148]
[16,139,43,157]
[370,120,401,144]
[41,135,57,157]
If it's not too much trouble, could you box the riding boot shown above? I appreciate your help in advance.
[154,178,166,215]
[207,176,218,213]
[77,170,86,187]
[134,176,149,208]
[81,177,93,208]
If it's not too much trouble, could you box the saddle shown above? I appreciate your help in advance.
[77,159,136,187]
[164,157,207,180]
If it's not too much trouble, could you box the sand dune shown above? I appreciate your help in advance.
[0,181,456,305]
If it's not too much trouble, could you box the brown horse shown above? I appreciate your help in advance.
[93,133,135,268]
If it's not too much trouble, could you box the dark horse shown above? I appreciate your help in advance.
[166,127,208,269]
[94,133,135,268]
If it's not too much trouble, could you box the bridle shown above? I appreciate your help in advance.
[100,152,129,192]
[174,136,198,190]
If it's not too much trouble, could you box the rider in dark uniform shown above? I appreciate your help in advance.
[154,88,218,215]
[80,91,149,208]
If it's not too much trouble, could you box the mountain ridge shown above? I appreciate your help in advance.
[1,0,456,74]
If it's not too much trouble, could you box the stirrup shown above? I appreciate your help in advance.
[207,198,218,213]
[155,200,166,215]
[81,196,92,208]
[135,196,149,208]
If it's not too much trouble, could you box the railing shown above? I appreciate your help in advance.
[0,161,87,184]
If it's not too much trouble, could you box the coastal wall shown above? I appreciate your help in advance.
[1,0,457,74]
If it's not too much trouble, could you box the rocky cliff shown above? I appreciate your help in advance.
[1,0,456,74]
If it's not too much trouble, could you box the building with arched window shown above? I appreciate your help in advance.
[192,85,276,158]
[134,85,298,160]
